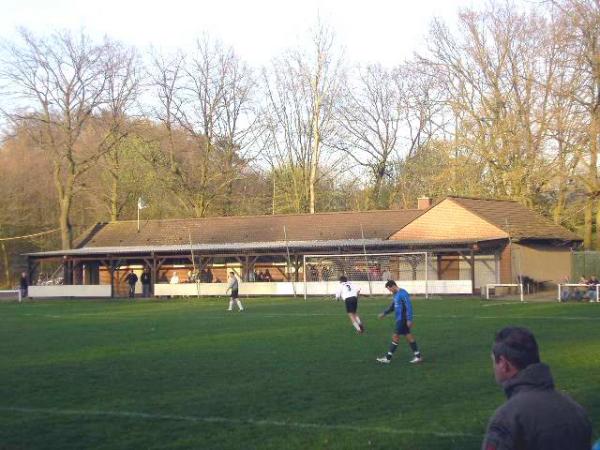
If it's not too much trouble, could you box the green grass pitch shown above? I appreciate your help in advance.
[0,297,598,449]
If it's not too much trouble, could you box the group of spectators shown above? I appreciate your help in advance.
[186,268,215,283]
[561,275,600,302]
[250,269,273,282]
[307,264,393,282]
[124,268,152,298]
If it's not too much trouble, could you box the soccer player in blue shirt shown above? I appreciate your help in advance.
[376,280,423,364]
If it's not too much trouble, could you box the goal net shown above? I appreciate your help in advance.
[303,252,429,298]
[485,284,524,302]
[0,290,22,302]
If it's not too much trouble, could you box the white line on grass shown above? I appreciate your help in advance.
[474,315,600,321]
[481,302,527,307]
[0,406,478,438]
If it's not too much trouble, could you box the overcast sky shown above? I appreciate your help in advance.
[1,0,485,65]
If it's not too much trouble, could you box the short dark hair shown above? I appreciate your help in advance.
[492,326,540,370]
[339,276,347,282]
[385,280,397,288]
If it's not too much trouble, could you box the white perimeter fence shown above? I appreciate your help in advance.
[25,280,473,299]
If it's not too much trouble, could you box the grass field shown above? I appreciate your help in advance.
[0,296,598,449]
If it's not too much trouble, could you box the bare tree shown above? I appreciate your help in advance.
[551,0,600,248]
[337,63,443,208]
[262,21,344,213]
[0,29,117,248]
[97,42,143,221]
[420,5,571,211]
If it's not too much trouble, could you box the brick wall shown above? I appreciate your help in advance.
[390,199,508,241]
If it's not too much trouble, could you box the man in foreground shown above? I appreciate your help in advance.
[482,326,591,450]
[376,280,422,364]
[334,276,364,334]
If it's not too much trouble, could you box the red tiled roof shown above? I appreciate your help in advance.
[76,209,424,248]
[448,197,581,241]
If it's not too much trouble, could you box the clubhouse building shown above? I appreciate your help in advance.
[25,196,582,298]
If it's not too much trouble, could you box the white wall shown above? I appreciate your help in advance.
[154,280,473,297]
[29,285,112,298]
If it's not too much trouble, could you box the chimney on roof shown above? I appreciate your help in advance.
[417,197,432,210]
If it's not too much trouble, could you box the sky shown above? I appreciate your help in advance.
[0,0,484,66]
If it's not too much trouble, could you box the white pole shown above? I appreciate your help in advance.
[519,283,524,302]
[558,284,562,302]
[303,255,307,300]
[596,284,599,303]
[486,284,490,300]
[425,253,429,299]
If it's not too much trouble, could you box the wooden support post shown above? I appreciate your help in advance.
[109,258,115,298]
[294,255,301,282]
[150,252,156,297]
[470,248,476,295]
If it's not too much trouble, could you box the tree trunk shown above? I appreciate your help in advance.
[584,197,593,249]
[0,242,10,288]
[110,176,119,222]
[55,162,75,250]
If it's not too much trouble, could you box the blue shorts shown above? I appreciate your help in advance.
[394,320,410,335]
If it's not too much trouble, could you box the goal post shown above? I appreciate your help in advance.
[0,289,22,302]
[303,252,429,299]
[485,284,524,302]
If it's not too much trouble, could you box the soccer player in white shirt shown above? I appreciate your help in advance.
[335,276,364,334]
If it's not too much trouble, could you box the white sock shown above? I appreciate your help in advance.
[352,321,361,331]
[236,299,244,310]
[356,316,362,325]
[228,300,234,310]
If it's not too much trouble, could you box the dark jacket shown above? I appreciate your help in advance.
[125,272,138,286]
[482,363,591,450]
[140,273,151,285]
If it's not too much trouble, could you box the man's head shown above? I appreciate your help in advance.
[385,279,399,293]
[339,275,347,283]
[491,326,540,383]
[229,271,235,277]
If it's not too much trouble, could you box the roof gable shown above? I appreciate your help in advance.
[389,198,508,242]
[448,197,581,241]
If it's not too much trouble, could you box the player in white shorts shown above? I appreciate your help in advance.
[335,276,364,334]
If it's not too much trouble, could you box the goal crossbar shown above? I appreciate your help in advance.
[485,283,524,302]
[557,283,600,303]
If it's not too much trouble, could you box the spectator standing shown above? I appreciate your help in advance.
[124,270,138,298]
[141,268,151,298]
[381,267,392,281]
[19,272,28,300]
